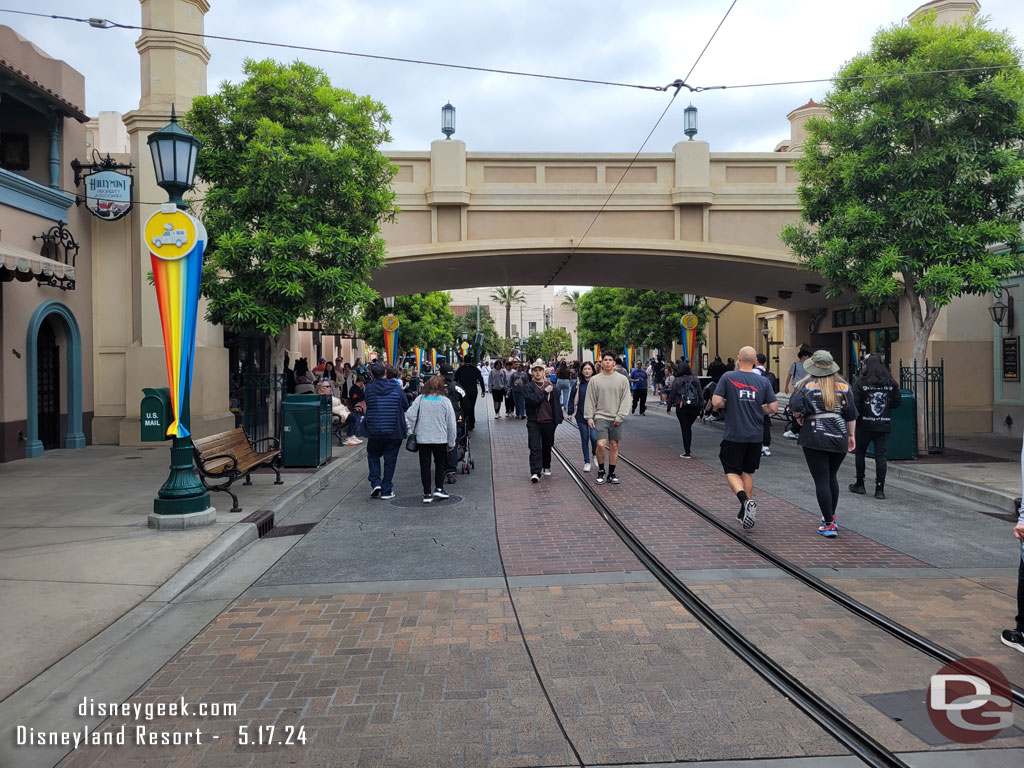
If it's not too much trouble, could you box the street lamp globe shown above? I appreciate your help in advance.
[383,296,395,309]
[683,104,698,140]
[147,106,201,209]
[681,293,696,309]
[441,102,456,139]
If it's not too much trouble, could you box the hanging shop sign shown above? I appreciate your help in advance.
[71,156,135,222]
[1002,336,1019,382]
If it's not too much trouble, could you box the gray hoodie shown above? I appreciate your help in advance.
[406,395,457,448]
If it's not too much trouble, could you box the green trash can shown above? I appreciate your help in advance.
[282,394,332,467]
[883,388,917,461]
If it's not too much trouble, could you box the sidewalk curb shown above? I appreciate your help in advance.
[147,445,366,604]
[885,463,1017,510]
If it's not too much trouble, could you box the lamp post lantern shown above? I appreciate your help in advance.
[681,293,696,309]
[683,104,698,140]
[441,102,456,139]
[145,109,211,520]
[383,296,395,309]
[146,106,201,210]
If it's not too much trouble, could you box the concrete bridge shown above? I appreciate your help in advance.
[372,111,827,310]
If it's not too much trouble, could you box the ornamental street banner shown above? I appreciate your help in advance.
[431,348,437,369]
[414,346,422,372]
[593,345,600,362]
[624,344,634,371]
[145,204,205,438]
[382,315,399,366]
[680,313,699,362]
[460,341,470,359]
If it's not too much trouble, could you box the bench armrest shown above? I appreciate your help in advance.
[197,452,238,474]
[251,436,280,453]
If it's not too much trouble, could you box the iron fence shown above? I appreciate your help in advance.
[237,367,286,445]
[899,358,945,454]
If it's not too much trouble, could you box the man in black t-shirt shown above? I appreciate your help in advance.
[712,346,778,530]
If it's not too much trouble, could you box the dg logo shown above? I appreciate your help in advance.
[927,658,1014,743]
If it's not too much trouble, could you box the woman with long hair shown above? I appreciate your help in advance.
[406,375,457,504]
[849,354,902,499]
[555,361,572,411]
[667,362,704,458]
[789,350,858,538]
[567,361,598,471]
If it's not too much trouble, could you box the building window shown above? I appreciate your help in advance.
[529,321,537,334]
[511,324,517,335]
[0,133,30,171]
[833,308,881,328]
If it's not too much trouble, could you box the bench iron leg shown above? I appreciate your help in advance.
[243,473,252,486]
[273,457,283,485]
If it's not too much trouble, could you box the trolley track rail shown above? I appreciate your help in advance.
[612,450,1024,709]
[550,443,909,768]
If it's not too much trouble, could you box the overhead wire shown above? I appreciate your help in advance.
[543,0,739,286]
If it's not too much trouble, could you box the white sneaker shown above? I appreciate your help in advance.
[531,473,540,483]
[542,469,551,476]
[433,488,450,499]
[782,430,797,439]
[761,446,771,456]
[423,495,433,504]
[583,462,591,472]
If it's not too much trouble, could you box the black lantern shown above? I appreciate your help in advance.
[681,293,696,308]
[805,283,822,294]
[441,102,456,139]
[777,290,793,300]
[683,104,698,140]
[146,106,201,209]
[754,296,768,305]
[990,290,1014,332]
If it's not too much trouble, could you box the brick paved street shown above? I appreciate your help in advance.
[27,407,1024,767]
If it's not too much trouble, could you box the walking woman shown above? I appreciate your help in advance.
[406,375,457,504]
[667,362,703,458]
[849,354,902,499]
[567,361,598,471]
[789,351,858,537]
[555,361,573,411]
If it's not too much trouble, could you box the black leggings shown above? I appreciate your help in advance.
[803,447,846,524]
[492,390,505,414]
[675,406,700,454]
[418,443,448,494]
[854,428,889,485]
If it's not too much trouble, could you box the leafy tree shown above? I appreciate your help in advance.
[780,13,1024,365]
[575,286,622,349]
[453,307,499,357]
[614,290,707,353]
[537,327,573,361]
[494,337,517,359]
[490,286,527,338]
[357,292,454,354]
[186,59,398,362]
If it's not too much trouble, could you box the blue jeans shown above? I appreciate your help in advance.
[556,379,572,410]
[575,416,597,463]
[512,390,526,417]
[366,437,402,493]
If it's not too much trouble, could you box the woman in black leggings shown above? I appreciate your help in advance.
[789,350,858,538]
[667,362,703,458]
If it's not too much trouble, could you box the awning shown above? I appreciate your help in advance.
[0,241,75,282]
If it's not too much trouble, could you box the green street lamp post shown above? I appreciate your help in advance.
[147,108,210,516]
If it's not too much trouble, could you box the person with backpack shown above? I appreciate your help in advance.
[489,360,508,418]
[789,350,859,538]
[439,364,467,484]
[848,354,902,500]
[667,362,704,458]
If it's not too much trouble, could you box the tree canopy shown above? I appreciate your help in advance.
[522,327,573,363]
[356,292,455,353]
[185,59,397,351]
[780,12,1024,363]
[576,287,706,354]
[453,307,499,357]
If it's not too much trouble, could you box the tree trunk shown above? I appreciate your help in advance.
[901,274,942,453]
[504,305,511,338]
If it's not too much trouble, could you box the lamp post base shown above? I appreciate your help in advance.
[153,437,211,515]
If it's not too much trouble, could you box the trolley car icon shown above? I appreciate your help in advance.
[152,223,188,248]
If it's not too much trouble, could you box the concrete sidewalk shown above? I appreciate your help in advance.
[0,440,365,703]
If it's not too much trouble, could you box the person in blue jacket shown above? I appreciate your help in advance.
[363,362,409,500]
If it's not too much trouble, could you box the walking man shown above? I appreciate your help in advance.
[363,362,409,500]
[585,351,632,485]
[1001,434,1024,654]
[524,359,563,482]
[630,360,649,415]
[711,346,778,529]
[455,355,486,430]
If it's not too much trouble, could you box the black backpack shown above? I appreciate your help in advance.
[763,369,779,394]
[682,378,700,406]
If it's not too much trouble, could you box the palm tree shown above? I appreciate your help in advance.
[561,289,584,360]
[490,286,526,338]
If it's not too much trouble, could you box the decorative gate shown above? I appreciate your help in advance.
[241,368,286,445]
[899,359,945,454]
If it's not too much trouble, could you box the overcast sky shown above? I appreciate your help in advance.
[4,0,1023,154]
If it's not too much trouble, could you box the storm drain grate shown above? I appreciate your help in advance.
[263,523,317,538]
[241,510,274,537]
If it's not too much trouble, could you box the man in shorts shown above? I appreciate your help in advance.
[711,346,778,529]
[585,351,632,485]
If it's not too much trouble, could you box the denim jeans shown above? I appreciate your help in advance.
[512,390,526,417]
[575,416,597,463]
[366,437,402,493]
[556,379,572,411]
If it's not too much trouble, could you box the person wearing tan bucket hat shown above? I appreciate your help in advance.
[789,350,859,538]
